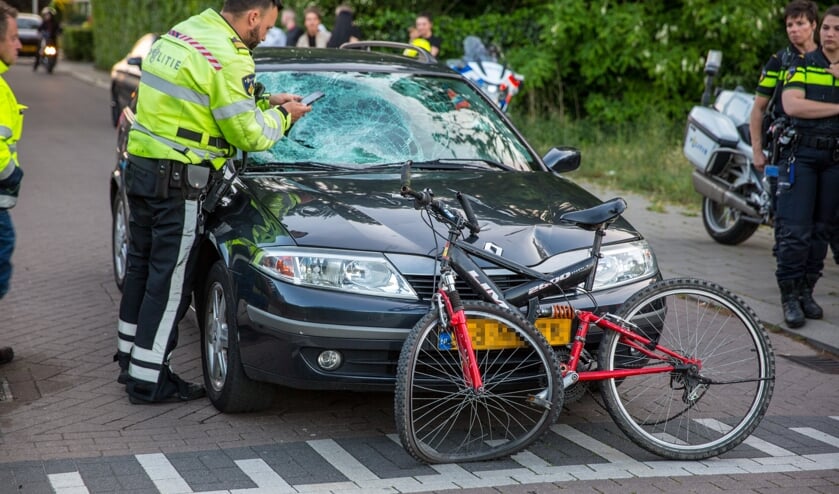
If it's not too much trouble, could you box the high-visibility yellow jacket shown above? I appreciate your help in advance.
[127,9,291,170]
[0,60,25,209]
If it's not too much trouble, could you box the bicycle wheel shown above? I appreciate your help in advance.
[395,300,562,463]
[598,278,774,460]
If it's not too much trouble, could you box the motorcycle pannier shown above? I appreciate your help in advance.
[684,106,740,175]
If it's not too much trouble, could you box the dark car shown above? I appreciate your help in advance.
[111,43,660,413]
[109,33,158,126]
[16,13,42,57]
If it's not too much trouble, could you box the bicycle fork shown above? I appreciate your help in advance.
[436,278,484,391]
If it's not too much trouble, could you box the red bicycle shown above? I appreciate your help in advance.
[394,165,775,464]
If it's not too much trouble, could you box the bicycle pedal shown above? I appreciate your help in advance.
[526,389,553,410]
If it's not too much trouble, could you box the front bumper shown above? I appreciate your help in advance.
[235,266,660,391]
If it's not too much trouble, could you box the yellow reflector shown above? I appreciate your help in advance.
[460,317,572,350]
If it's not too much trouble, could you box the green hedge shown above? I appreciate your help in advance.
[62,25,93,62]
[90,1,801,124]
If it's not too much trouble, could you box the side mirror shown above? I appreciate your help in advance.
[543,146,581,173]
[704,50,722,76]
[127,56,143,68]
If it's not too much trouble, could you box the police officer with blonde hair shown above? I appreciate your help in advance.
[116,0,310,403]
[0,1,24,366]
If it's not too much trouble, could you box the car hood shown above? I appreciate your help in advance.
[241,169,640,267]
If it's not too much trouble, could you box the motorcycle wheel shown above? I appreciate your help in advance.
[701,197,760,245]
[46,58,55,74]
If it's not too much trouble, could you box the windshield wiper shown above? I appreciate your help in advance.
[243,162,352,173]
[411,159,512,171]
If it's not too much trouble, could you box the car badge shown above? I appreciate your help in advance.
[484,242,502,256]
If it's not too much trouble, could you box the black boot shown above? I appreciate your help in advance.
[114,352,130,384]
[799,274,823,320]
[779,279,805,328]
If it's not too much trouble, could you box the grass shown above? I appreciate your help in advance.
[512,113,703,212]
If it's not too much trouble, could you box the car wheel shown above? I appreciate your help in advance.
[110,86,121,127]
[202,260,276,413]
[111,192,128,291]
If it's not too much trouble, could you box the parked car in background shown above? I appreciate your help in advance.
[109,33,158,126]
[16,13,42,57]
[111,42,660,413]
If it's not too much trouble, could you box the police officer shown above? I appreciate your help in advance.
[778,4,839,329]
[0,1,24,366]
[749,0,818,171]
[116,0,310,404]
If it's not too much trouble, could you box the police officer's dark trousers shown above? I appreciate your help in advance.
[117,157,205,403]
[775,145,839,325]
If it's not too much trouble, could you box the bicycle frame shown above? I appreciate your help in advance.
[433,218,697,390]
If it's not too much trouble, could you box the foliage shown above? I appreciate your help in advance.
[62,25,93,61]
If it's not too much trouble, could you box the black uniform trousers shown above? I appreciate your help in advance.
[775,145,839,281]
[117,157,202,402]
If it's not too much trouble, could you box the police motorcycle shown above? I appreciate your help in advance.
[683,50,781,245]
[446,36,524,112]
[34,36,58,74]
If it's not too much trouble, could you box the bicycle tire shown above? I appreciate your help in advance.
[395,300,562,464]
[598,278,775,460]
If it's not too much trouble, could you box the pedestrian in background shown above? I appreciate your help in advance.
[415,12,441,57]
[296,6,330,48]
[117,0,310,404]
[776,4,839,329]
[281,7,302,47]
[326,4,362,48]
[0,1,24,366]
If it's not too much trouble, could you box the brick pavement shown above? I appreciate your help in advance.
[0,60,836,493]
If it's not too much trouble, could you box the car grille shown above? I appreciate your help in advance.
[404,273,534,301]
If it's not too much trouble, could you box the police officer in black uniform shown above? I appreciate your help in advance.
[778,4,839,328]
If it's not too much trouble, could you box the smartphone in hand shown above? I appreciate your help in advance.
[300,91,325,106]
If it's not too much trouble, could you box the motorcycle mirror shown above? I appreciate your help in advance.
[704,50,722,76]
[543,146,581,173]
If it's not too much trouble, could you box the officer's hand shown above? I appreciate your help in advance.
[269,93,302,106]
[753,151,766,171]
[282,101,312,123]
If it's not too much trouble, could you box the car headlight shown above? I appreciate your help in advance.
[253,248,418,300]
[591,240,658,290]
[531,240,658,291]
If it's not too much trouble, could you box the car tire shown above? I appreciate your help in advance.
[111,192,128,291]
[202,260,276,413]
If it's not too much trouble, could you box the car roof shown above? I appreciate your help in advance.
[17,13,41,21]
[252,46,459,77]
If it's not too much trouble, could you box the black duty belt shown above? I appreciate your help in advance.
[176,127,229,150]
[796,134,839,150]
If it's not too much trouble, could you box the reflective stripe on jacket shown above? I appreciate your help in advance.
[0,61,25,209]
[127,9,290,170]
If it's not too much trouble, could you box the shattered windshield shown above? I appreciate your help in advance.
[249,70,537,171]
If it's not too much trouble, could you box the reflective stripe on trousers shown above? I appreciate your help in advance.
[118,172,200,387]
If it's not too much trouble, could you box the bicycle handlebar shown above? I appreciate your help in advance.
[400,160,481,235]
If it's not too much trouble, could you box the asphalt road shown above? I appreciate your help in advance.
[0,60,837,494]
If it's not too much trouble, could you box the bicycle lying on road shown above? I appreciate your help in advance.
[394,163,775,464]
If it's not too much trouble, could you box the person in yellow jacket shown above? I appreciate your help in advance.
[117,0,311,404]
[0,1,24,366]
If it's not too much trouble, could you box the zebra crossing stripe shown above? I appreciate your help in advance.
[136,453,194,494]
[235,458,295,493]
[692,418,795,457]
[47,472,89,494]
[550,423,635,462]
[307,438,381,482]
[791,427,839,448]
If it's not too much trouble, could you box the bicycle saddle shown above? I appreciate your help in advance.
[559,197,627,230]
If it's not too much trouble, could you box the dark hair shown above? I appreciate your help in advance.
[417,12,433,23]
[785,0,819,24]
[303,6,322,20]
[0,1,17,40]
[824,5,839,21]
[326,9,356,48]
[223,0,283,15]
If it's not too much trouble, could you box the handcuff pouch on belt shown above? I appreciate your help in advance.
[127,155,212,200]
